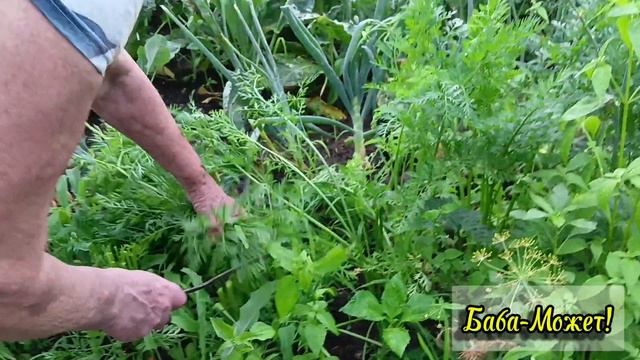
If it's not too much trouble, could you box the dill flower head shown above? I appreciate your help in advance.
[492,231,511,245]
[499,250,513,261]
[501,238,565,287]
[471,248,492,264]
[473,235,566,288]
[510,237,535,249]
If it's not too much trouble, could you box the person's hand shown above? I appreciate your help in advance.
[186,174,243,235]
[100,269,187,342]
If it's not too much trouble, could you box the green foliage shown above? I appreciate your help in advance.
[137,34,182,75]
[7,0,640,359]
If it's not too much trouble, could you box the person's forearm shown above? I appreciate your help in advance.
[91,52,209,192]
[0,254,114,341]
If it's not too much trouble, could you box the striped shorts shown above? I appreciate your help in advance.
[31,0,144,75]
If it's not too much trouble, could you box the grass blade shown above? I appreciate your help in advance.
[161,5,233,80]
[281,5,353,117]
[190,0,243,70]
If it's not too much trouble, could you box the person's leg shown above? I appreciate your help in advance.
[0,0,102,261]
[0,0,184,341]
[0,0,102,262]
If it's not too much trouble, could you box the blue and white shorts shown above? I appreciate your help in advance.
[31,0,144,75]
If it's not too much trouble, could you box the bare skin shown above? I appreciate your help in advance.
[0,0,234,341]
[93,52,236,232]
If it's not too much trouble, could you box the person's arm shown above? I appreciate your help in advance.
[0,252,186,342]
[0,254,113,340]
[91,51,235,232]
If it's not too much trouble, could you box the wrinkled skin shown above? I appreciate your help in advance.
[0,0,234,341]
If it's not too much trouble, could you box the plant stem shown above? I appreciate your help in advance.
[337,319,362,327]
[261,116,354,133]
[390,125,405,189]
[338,329,383,347]
[618,48,634,169]
[343,0,352,21]
[352,103,366,162]
[362,323,374,360]
[609,197,619,249]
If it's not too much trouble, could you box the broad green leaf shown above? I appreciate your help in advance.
[629,234,640,253]
[557,238,587,255]
[182,268,203,288]
[316,309,338,334]
[279,325,296,360]
[275,54,322,88]
[55,175,70,208]
[550,214,566,228]
[608,4,640,17]
[618,16,633,50]
[268,243,296,272]
[591,239,604,263]
[568,219,597,237]
[382,274,407,318]
[276,275,299,319]
[440,248,464,260]
[171,309,199,333]
[630,19,640,60]
[565,173,588,190]
[340,291,385,321]
[530,193,554,214]
[569,219,597,231]
[631,283,640,308]
[402,293,436,322]
[236,282,276,333]
[567,152,592,170]
[310,15,352,44]
[137,34,181,74]
[578,275,609,300]
[550,184,570,210]
[628,177,640,190]
[591,65,612,99]
[211,318,235,341]
[606,253,623,279]
[303,323,326,355]
[510,208,549,220]
[583,116,602,138]
[625,156,640,178]
[570,192,598,211]
[298,268,314,291]
[383,327,411,357]
[313,245,348,275]
[247,322,276,341]
[622,259,640,288]
[561,97,605,121]
[590,177,619,221]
